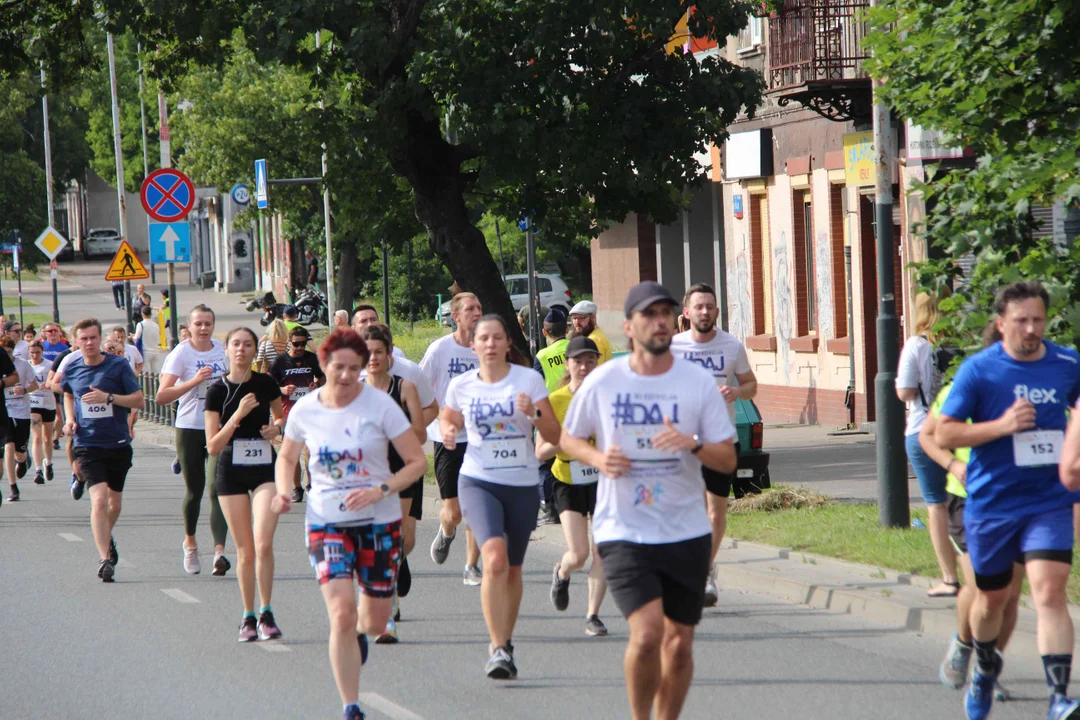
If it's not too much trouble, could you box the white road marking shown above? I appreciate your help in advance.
[57,532,83,542]
[160,588,200,604]
[357,693,424,720]
[26,513,46,522]
[258,643,291,653]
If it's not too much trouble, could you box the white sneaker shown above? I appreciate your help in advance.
[703,567,718,608]
[183,543,201,575]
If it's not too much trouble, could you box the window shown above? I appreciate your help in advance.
[803,198,816,332]
[537,278,553,293]
[791,189,815,336]
[506,279,528,295]
[750,194,773,335]
[828,183,848,337]
[738,14,764,52]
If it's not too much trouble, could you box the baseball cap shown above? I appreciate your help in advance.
[565,335,600,358]
[624,281,677,318]
[569,300,597,316]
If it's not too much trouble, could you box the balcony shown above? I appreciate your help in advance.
[767,0,872,122]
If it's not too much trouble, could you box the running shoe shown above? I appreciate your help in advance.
[16,459,27,479]
[33,469,44,485]
[485,645,517,680]
[550,564,570,611]
[44,463,54,481]
[939,634,973,689]
[994,679,1011,702]
[183,543,201,575]
[704,571,719,608]
[463,564,483,586]
[585,615,608,636]
[397,556,412,597]
[171,457,181,474]
[430,526,455,565]
[109,536,119,565]
[357,632,369,665]
[537,511,559,527]
[965,655,1001,720]
[238,615,258,643]
[291,486,304,503]
[7,484,19,502]
[52,439,60,451]
[70,476,84,500]
[375,617,399,644]
[257,611,282,640]
[98,558,115,583]
[342,704,366,720]
[1048,694,1080,720]
[212,550,231,577]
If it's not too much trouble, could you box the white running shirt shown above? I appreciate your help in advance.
[160,339,228,430]
[669,329,751,424]
[419,333,478,443]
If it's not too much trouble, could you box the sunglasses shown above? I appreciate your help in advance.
[291,339,308,346]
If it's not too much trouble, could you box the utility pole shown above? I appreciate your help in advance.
[524,216,540,356]
[870,5,909,528]
[138,43,155,285]
[159,93,178,346]
[381,242,391,329]
[315,31,336,312]
[40,63,60,324]
[107,33,134,332]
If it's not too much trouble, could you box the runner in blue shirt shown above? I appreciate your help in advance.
[936,281,1080,720]
[61,318,143,584]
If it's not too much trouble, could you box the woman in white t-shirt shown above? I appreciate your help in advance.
[156,305,231,577]
[896,293,958,597]
[27,342,58,483]
[271,329,425,720]
[439,314,561,681]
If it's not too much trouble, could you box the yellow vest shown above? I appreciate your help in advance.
[536,338,569,392]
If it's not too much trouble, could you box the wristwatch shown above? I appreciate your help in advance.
[690,434,704,455]
[379,483,391,498]
[107,393,115,404]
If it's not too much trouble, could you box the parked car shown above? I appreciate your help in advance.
[439,273,573,326]
[83,228,123,259]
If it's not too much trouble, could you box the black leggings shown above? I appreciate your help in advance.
[176,428,228,546]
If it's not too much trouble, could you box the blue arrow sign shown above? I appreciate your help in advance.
[254,159,268,209]
[149,222,191,264]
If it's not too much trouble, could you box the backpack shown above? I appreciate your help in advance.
[919,340,962,408]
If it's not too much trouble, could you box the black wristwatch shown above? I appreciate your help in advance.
[690,433,704,455]
[107,393,115,404]
[379,483,391,497]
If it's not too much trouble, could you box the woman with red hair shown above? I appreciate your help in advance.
[271,329,426,720]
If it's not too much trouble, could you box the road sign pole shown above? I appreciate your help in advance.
[159,94,179,348]
[525,217,539,356]
[41,63,60,324]
[381,241,390,328]
[137,43,155,286]
[107,32,133,333]
[315,32,337,313]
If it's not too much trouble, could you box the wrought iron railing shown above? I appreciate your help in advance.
[768,0,870,90]
[139,371,175,425]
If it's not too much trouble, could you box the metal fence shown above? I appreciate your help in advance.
[138,371,175,425]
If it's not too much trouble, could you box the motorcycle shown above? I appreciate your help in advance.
[295,285,329,326]
[245,292,288,327]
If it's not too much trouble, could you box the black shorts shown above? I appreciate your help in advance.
[702,442,741,497]
[1,418,31,455]
[399,478,424,520]
[214,445,276,496]
[598,534,712,626]
[31,408,57,424]
[73,445,133,493]
[553,480,598,517]
[433,442,467,500]
[948,494,967,554]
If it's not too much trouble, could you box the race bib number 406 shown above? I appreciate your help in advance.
[81,401,113,419]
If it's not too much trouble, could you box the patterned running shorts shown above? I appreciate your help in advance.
[306,520,402,597]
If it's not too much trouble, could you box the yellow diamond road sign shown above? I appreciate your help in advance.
[34,226,68,260]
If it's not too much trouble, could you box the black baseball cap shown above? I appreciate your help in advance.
[624,281,677,318]
[565,336,600,358]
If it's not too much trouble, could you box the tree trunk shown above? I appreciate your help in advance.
[388,112,530,356]
[336,242,357,313]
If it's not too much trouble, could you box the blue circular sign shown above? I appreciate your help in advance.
[231,184,251,206]
[140,168,195,222]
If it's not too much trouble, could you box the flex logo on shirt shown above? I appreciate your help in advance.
[469,396,517,438]
[1014,385,1059,404]
[448,358,476,378]
[612,393,680,427]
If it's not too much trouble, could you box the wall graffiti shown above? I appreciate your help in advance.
[773,231,793,383]
[727,234,753,340]
[815,231,834,339]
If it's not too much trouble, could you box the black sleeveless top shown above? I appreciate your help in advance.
[386,375,410,473]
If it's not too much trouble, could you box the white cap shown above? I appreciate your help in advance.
[569,300,598,316]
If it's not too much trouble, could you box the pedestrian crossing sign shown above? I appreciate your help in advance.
[104,240,150,281]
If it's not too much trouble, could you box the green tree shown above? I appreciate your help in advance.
[866,0,1080,347]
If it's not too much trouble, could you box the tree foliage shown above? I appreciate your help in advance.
[866,0,1080,347]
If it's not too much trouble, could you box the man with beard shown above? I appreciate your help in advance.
[669,283,757,609]
[561,281,736,720]
[569,301,612,365]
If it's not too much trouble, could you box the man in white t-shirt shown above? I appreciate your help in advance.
[669,282,757,609]
[419,291,483,584]
[562,281,736,720]
[352,304,405,359]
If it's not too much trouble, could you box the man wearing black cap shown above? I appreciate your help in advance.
[533,308,569,525]
[561,281,737,720]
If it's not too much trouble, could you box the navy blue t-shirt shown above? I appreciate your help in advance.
[940,340,1080,519]
[61,353,141,448]
[41,340,67,364]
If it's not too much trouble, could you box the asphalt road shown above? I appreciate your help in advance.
[0,437,1050,720]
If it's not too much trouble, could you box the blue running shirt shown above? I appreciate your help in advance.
[940,341,1080,519]
[61,354,141,448]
